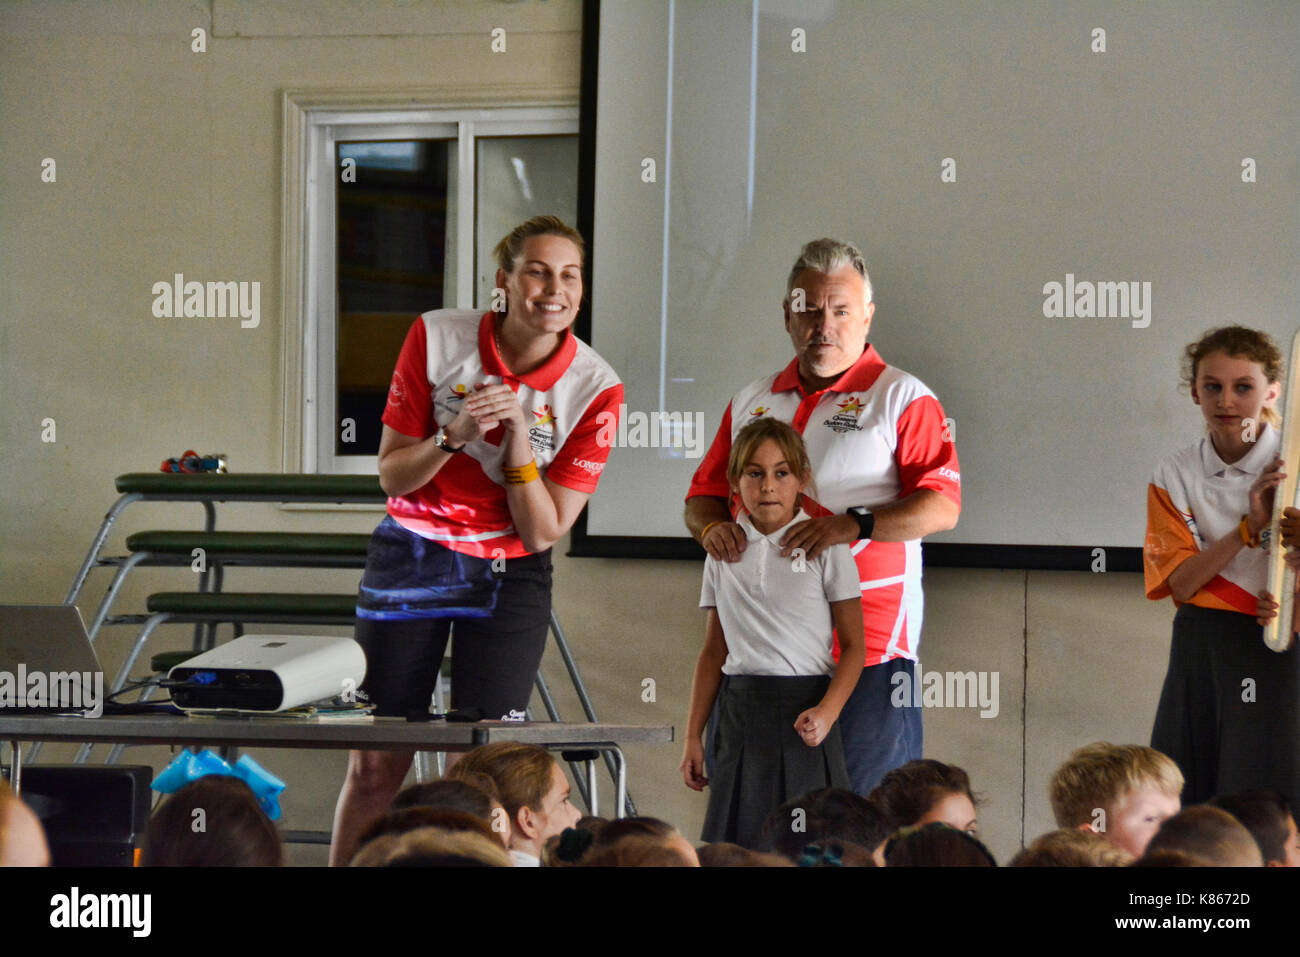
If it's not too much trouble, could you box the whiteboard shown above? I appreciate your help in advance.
[583,0,1300,551]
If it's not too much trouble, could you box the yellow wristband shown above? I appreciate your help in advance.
[699,520,722,543]
[1240,516,1260,548]
[503,460,540,485]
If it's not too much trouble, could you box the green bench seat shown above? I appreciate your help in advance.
[145,592,358,619]
[114,472,384,501]
[126,531,371,559]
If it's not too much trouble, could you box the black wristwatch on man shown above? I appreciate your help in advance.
[847,506,875,541]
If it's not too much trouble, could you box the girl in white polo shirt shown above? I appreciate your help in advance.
[680,418,864,849]
[1145,325,1300,806]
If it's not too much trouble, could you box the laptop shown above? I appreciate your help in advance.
[0,604,105,716]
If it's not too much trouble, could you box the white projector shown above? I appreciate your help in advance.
[168,635,367,713]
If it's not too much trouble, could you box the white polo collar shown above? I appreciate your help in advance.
[737,507,813,543]
[1200,422,1275,478]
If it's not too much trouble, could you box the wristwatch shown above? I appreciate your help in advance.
[847,506,875,541]
[435,428,463,453]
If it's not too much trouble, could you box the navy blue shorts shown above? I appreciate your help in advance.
[353,518,552,720]
[834,659,923,796]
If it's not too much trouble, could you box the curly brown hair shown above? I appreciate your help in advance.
[1181,326,1284,425]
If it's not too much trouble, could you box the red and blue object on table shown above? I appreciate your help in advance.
[159,451,228,474]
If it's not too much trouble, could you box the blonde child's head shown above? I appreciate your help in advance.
[726,418,812,531]
[1049,742,1183,858]
[727,418,810,487]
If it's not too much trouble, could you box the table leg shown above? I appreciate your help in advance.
[585,758,598,817]
[608,746,627,819]
[8,740,21,796]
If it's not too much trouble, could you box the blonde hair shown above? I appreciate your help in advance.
[727,418,811,488]
[492,215,585,274]
[1049,742,1183,828]
[1010,828,1134,867]
[1181,325,1284,427]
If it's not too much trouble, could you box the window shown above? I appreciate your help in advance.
[281,93,578,475]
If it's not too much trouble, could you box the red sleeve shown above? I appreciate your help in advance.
[546,383,625,493]
[895,395,961,506]
[381,317,434,439]
[686,401,734,501]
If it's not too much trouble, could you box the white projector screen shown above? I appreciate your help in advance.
[577,0,1300,562]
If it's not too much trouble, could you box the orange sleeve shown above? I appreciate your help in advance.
[1143,483,1198,601]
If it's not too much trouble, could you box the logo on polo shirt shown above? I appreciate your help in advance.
[823,396,865,433]
[939,467,961,485]
[528,404,557,453]
[749,406,769,418]
[572,457,605,477]
[435,382,476,420]
[387,371,407,408]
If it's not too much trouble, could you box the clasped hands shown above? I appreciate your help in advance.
[441,382,527,448]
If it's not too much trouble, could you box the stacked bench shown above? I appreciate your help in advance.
[57,471,637,816]
[67,474,382,698]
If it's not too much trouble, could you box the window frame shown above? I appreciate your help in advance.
[279,86,579,478]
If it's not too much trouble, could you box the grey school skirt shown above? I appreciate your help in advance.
[701,674,851,850]
[1151,604,1300,806]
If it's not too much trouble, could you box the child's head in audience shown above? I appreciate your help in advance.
[0,781,50,867]
[540,817,610,866]
[697,842,794,867]
[355,807,500,856]
[546,817,699,866]
[761,787,891,864]
[727,417,812,533]
[794,840,878,867]
[1129,849,1209,867]
[1010,828,1134,867]
[585,816,699,866]
[351,827,511,867]
[1143,806,1263,866]
[1048,742,1182,858]
[1210,789,1300,867]
[449,742,581,860]
[579,833,698,867]
[392,773,509,847]
[141,775,282,866]
[884,822,996,867]
[869,760,980,836]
